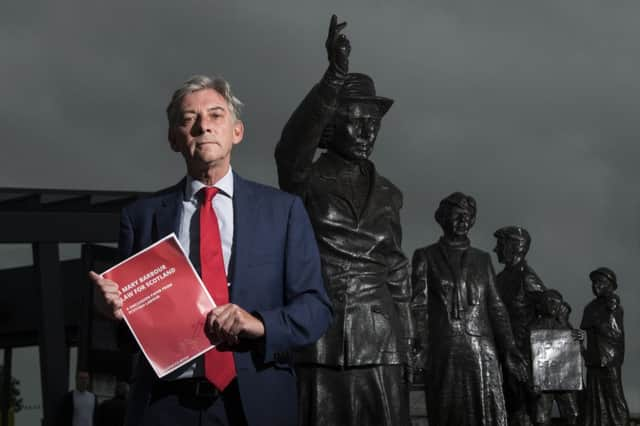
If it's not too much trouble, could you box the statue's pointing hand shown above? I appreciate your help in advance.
[325,14,350,77]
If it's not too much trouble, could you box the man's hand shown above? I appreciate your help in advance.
[88,271,124,320]
[325,14,350,76]
[205,304,265,347]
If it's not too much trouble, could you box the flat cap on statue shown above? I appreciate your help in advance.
[494,226,531,246]
[319,73,393,149]
[337,73,393,116]
[589,267,618,289]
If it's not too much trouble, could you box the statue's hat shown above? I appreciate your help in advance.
[589,267,618,289]
[337,73,393,115]
[319,73,393,149]
[493,226,531,246]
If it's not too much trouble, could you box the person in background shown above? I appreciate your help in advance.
[59,371,97,426]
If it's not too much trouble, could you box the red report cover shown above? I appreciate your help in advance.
[101,233,215,377]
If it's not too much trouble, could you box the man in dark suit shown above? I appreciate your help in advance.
[494,226,546,426]
[275,16,412,426]
[90,75,332,426]
[95,381,128,426]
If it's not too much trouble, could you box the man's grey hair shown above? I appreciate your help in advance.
[166,75,243,126]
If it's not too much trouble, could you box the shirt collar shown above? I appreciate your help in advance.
[184,167,234,202]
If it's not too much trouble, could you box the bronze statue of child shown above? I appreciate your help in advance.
[529,289,580,426]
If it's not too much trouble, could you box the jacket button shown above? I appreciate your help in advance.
[336,294,345,303]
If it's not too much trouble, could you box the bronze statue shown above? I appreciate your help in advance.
[275,15,412,426]
[411,192,526,426]
[493,226,546,425]
[529,289,580,426]
[580,267,630,426]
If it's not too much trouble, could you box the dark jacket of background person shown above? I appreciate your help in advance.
[95,395,126,426]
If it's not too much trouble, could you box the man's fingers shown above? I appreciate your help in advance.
[212,304,234,325]
[209,306,235,335]
[219,307,242,336]
[90,271,120,293]
[211,303,234,317]
[206,311,225,344]
[229,316,244,336]
[105,293,123,308]
[225,314,243,337]
[210,304,249,338]
[89,271,124,320]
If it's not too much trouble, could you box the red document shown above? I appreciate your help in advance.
[101,234,215,377]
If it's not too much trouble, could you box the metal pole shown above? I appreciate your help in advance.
[33,243,69,426]
[1,348,12,426]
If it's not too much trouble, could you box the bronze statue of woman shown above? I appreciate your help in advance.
[580,267,630,426]
[411,192,526,426]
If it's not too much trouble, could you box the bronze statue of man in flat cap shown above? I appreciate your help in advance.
[275,14,412,426]
[493,226,547,425]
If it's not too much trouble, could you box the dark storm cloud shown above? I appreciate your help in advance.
[1,0,638,410]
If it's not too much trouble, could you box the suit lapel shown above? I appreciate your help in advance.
[152,179,184,242]
[229,173,258,302]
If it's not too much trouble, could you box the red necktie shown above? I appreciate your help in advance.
[200,186,236,391]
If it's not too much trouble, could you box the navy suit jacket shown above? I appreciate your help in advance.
[121,172,332,426]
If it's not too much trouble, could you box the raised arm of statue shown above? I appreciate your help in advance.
[275,14,351,196]
[325,14,350,80]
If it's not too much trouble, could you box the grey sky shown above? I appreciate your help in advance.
[1,0,638,420]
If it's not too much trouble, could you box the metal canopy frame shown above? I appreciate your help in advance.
[0,187,147,426]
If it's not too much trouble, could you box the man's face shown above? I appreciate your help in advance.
[493,238,521,266]
[330,102,381,161]
[76,371,90,392]
[168,89,243,171]
[443,206,473,238]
